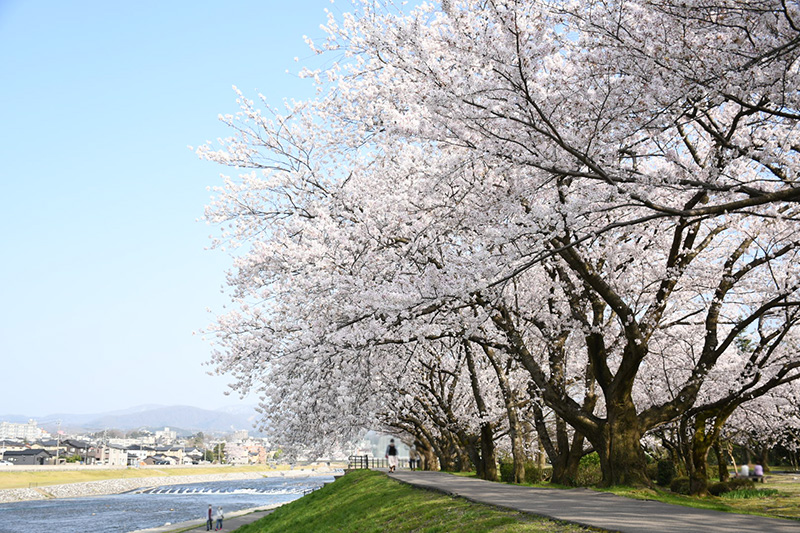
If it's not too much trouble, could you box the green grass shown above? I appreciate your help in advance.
[722,489,779,499]
[234,470,602,533]
[599,475,800,521]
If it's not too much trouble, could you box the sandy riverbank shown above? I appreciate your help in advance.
[0,467,339,503]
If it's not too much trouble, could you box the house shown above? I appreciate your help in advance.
[95,444,128,466]
[61,439,95,464]
[35,439,66,464]
[125,444,155,466]
[183,447,204,464]
[225,444,251,465]
[143,454,177,465]
[0,440,27,452]
[154,446,185,464]
[2,449,52,465]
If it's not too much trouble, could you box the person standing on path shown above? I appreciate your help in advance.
[409,446,420,470]
[385,438,399,473]
[206,504,213,531]
[215,506,225,530]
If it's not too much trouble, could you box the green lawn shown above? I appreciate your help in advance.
[600,474,800,521]
[233,469,602,533]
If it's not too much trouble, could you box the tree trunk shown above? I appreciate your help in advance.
[418,445,438,471]
[479,423,498,481]
[713,441,729,482]
[595,401,650,487]
[689,433,710,496]
[464,341,498,481]
[483,346,525,483]
[712,440,729,482]
[760,445,770,473]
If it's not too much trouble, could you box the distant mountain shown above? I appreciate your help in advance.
[2,405,263,435]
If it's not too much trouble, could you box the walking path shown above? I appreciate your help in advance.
[391,470,800,533]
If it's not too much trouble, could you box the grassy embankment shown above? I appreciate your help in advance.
[233,469,600,533]
[0,464,311,490]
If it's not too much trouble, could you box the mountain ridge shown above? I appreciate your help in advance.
[1,404,262,435]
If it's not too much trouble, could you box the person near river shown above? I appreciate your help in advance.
[215,506,225,530]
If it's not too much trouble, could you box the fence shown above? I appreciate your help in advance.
[347,455,390,469]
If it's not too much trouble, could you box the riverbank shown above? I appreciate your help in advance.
[0,466,339,503]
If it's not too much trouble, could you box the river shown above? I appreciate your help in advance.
[0,474,334,533]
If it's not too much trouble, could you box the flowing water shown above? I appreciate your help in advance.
[0,474,335,533]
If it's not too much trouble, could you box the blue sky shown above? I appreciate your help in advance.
[0,0,337,415]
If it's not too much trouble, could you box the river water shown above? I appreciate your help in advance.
[0,474,334,533]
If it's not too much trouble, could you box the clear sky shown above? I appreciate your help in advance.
[0,0,336,415]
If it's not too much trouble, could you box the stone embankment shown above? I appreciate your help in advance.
[0,467,336,504]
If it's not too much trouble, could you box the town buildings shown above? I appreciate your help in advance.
[0,424,272,467]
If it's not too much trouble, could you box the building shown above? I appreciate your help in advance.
[155,427,177,443]
[125,444,155,466]
[61,439,95,464]
[0,420,48,441]
[95,444,128,466]
[2,449,52,466]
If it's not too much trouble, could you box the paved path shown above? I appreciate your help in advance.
[390,470,800,533]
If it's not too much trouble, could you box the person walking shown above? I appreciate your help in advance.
[385,438,399,473]
[410,446,422,470]
[206,504,213,531]
[215,506,224,530]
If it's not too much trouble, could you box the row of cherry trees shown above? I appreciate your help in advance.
[199,0,800,491]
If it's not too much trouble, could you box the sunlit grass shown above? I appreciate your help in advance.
[235,469,602,533]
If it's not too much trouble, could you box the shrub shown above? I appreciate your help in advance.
[499,462,514,483]
[689,476,707,495]
[727,477,756,491]
[670,476,690,494]
[708,482,731,496]
[499,460,544,484]
[574,453,602,486]
[523,460,543,484]
[656,460,676,486]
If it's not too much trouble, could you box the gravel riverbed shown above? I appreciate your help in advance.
[0,468,337,503]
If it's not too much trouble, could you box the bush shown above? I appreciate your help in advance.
[708,482,731,496]
[727,477,756,491]
[523,460,543,483]
[574,453,602,486]
[689,476,707,495]
[499,462,514,483]
[670,476,690,494]
[656,460,676,486]
[499,460,544,484]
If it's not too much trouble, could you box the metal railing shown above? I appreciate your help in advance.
[347,455,389,469]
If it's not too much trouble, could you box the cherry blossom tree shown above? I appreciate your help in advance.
[200,0,800,486]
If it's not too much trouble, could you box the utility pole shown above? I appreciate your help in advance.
[55,420,61,465]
